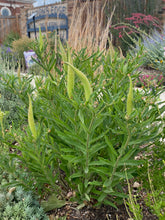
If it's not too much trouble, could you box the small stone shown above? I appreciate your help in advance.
[67,191,73,198]
[133,182,140,189]
[8,187,16,194]
[134,156,141,160]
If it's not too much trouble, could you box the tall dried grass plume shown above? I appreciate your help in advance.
[68,0,115,53]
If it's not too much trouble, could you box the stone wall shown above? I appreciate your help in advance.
[19,7,28,37]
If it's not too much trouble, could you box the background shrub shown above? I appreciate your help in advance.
[105,0,162,53]
[2,31,20,48]
[0,83,22,127]
[12,36,34,68]
[132,28,165,74]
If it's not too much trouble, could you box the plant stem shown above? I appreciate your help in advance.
[109,125,131,186]
[85,111,95,189]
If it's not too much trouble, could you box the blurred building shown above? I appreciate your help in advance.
[0,0,34,17]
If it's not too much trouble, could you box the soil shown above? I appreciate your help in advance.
[47,198,158,220]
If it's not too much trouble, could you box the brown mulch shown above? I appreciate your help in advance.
[48,198,158,220]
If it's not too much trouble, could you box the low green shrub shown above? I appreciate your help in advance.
[144,164,165,220]
[27,63,45,75]
[0,82,22,127]
[2,31,20,48]
[12,36,34,68]
[110,13,161,54]
[131,28,165,75]
[0,66,34,129]
[135,73,164,88]
[0,34,164,211]
[137,142,165,192]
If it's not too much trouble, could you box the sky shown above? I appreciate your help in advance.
[33,0,61,7]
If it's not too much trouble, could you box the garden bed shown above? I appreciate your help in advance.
[47,199,158,220]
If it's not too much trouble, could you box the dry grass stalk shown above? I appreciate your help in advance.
[68,0,115,54]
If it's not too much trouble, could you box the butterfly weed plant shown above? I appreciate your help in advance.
[0,34,164,211]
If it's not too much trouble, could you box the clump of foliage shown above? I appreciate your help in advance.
[0,46,15,70]
[109,9,161,53]
[137,142,165,192]
[0,60,35,128]
[132,28,165,74]
[112,13,165,75]
[0,31,20,68]
[0,82,22,127]
[0,26,164,220]
[12,36,34,68]
[0,30,164,212]
[28,63,44,75]
[136,73,164,88]
[2,31,20,48]
[144,164,165,219]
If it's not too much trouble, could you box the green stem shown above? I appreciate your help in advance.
[85,112,95,188]
[0,119,4,138]
[109,125,131,186]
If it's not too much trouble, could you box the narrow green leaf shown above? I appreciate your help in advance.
[119,148,137,162]
[91,167,110,176]
[104,200,118,209]
[85,193,90,201]
[89,143,106,156]
[61,155,75,161]
[90,129,110,144]
[41,194,65,212]
[78,109,85,124]
[62,155,83,164]
[39,27,43,52]
[98,193,107,202]
[59,39,67,72]
[89,161,108,166]
[108,191,127,198]
[67,47,75,98]
[89,158,113,167]
[105,136,118,162]
[70,172,83,179]
[114,172,133,179]
[118,159,143,166]
[88,181,102,186]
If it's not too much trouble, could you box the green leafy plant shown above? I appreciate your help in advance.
[136,100,165,192]
[30,27,57,80]
[144,164,165,219]
[136,73,163,88]
[28,63,44,75]
[132,28,165,74]
[0,39,164,211]
[110,12,161,54]
[0,77,23,128]
[2,31,20,48]
[12,36,34,69]
[124,179,143,220]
